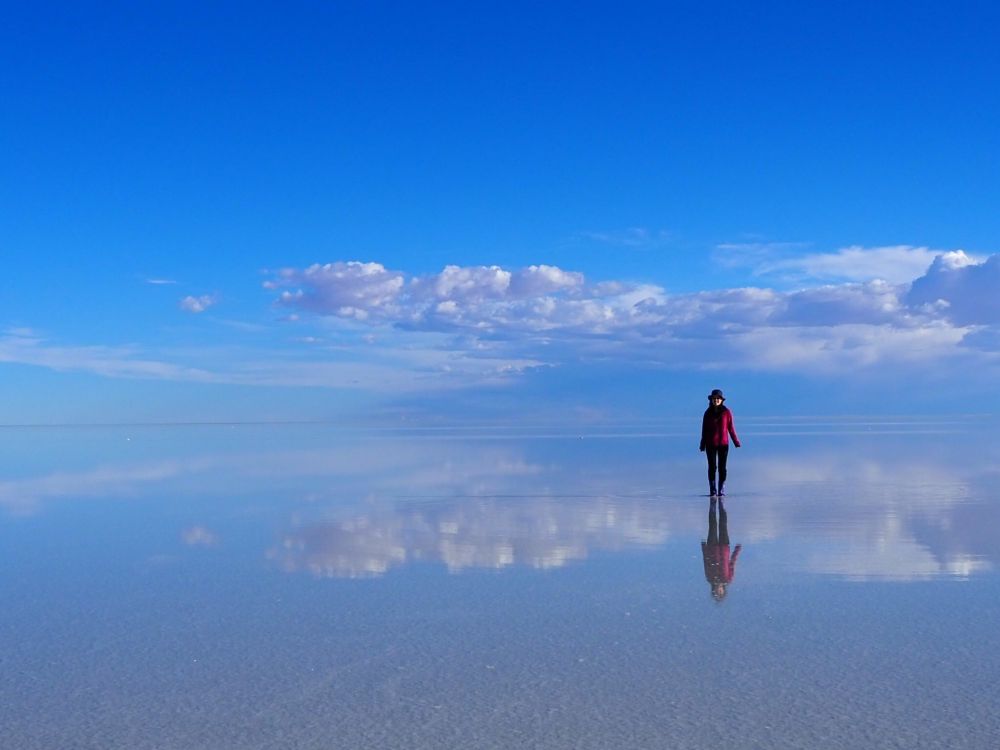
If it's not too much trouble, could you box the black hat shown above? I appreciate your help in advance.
[707,389,726,401]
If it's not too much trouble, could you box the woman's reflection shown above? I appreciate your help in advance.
[702,497,742,601]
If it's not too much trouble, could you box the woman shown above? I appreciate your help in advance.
[699,389,741,496]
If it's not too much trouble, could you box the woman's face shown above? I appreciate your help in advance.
[711,396,723,406]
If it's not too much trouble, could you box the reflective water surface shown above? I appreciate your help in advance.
[2,421,998,748]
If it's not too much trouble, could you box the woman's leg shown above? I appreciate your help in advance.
[707,499,719,544]
[706,447,718,493]
[717,445,730,492]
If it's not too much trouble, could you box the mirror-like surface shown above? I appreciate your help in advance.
[2,421,998,749]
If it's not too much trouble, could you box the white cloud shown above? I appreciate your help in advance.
[906,251,1000,325]
[726,322,967,374]
[0,329,218,381]
[509,264,585,297]
[760,245,942,284]
[268,262,665,337]
[266,255,1000,376]
[645,287,783,331]
[776,280,905,326]
[0,329,539,391]
[411,264,513,302]
[179,294,218,313]
[720,243,984,286]
[265,262,404,321]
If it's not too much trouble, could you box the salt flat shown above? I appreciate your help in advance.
[1,420,997,749]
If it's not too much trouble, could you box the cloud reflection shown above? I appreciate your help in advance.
[267,435,999,581]
[269,495,675,578]
[736,449,996,580]
[3,425,997,582]
[181,525,219,547]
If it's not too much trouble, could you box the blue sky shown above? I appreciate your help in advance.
[3,1,1000,424]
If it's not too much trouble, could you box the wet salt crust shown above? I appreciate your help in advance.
[1,421,997,749]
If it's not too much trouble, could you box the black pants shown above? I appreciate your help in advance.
[707,500,729,546]
[706,444,729,487]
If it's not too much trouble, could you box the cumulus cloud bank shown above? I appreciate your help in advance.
[6,248,997,396]
[265,261,627,334]
[265,250,1000,374]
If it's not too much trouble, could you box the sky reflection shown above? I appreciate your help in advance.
[1,423,996,582]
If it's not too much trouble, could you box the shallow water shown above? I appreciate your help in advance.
[2,420,998,749]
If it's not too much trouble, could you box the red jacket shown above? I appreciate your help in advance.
[702,542,742,584]
[700,406,740,449]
